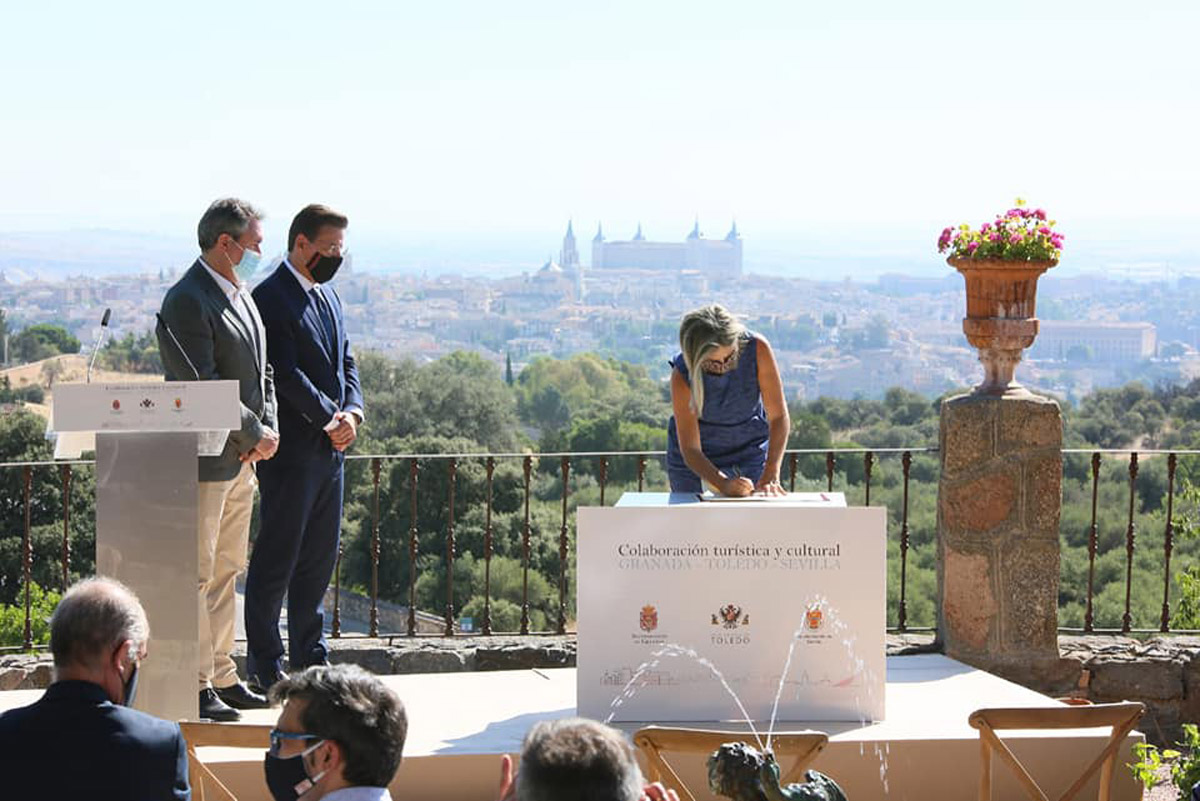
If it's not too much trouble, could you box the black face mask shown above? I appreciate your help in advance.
[122,662,140,707]
[264,746,325,801]
[306,252,343,284]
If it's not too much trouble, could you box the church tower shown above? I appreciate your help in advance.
[559,220,580,270]
[591,223,605,269]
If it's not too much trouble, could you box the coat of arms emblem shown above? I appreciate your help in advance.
[805,603,824,631]
[712,604,749,629]
[639,605,658,633]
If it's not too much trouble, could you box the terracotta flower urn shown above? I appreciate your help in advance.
[948,256,1056,395]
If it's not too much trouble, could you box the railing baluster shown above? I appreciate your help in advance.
[521,455,532,635]
[1084,453,1100,633]
[407,459,419,637]
[864,451,874,506]
[445,458,457,636]
[22,466,33,651]
[558,457,570,635]
[483,457,494,635]
[825,451,835,492]
[898,451,911,632]
[637,456,646,492]
[597,456,608,507]
[788,453,797,493]
[60,464,72,591]
[369,458,381,638]
[1161,453,1177,633]
[1122,453,1138,634]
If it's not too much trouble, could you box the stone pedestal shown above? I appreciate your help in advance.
[937,392,1074,685]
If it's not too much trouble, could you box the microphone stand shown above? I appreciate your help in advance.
[86,308,112,384]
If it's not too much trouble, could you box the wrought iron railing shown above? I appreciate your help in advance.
[1058,449,1200,635]
[4,446,1199,651]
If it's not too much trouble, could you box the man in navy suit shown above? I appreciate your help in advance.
[0,577,190,800]
[246,204,363,692]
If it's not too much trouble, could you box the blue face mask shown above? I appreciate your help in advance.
[232,242,263,282]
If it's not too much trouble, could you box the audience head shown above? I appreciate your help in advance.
[50,577,148,706]
[266,664,407,800]
[515,718,645,801]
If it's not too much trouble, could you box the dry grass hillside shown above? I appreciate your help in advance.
[1,354,160,422]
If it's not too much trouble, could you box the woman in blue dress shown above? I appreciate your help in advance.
[666,304,790,496]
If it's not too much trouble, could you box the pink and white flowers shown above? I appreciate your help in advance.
[938,198,1064,262]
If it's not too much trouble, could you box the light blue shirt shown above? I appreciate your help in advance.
[323,788,391,801]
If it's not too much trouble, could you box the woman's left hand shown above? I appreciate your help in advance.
[754,477,786,496]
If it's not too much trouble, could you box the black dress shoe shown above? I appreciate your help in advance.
[199,687,241,722]
[248,671,287,697]
[214,681,271,710]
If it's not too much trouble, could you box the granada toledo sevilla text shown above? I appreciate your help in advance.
[615,542,841,571]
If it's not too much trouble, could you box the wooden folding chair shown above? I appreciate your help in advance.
[968,701,1144,801]
[179,722,273,801]
[633,726,828,801]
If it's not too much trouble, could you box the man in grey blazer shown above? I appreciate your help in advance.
[156,198,280,721]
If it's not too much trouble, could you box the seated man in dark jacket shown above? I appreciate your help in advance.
[0,577,190,800]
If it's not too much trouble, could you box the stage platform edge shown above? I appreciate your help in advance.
[0,655,1144,800]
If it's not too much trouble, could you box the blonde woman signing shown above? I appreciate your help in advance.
[667,305,791,497]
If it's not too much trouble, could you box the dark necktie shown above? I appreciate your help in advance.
[311,287,336,353]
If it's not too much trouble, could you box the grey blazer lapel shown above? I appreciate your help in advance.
[193,262,263,377]
[243,294,268,375]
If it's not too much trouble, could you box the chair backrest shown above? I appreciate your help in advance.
[179,722,273,801]
[968,701,1144,801]
[633,726,828,801]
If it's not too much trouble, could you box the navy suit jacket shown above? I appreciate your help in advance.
[0,680,190,800]
[252,263,362,462]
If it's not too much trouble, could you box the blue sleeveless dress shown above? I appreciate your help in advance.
[666,332,769,492]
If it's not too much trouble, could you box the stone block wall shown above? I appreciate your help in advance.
[938,392,1064,668]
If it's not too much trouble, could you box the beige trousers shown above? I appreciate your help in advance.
[197,461,256,689]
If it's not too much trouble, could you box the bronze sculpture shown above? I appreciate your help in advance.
[707,741,848,801]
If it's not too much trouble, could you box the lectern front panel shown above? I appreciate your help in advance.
[96,432,201,722]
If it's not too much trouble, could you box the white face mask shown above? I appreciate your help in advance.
[229,240,263,282]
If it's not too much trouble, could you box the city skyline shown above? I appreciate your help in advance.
[0,213,1196,285]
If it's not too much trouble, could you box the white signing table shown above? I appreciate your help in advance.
[577,492,886,723]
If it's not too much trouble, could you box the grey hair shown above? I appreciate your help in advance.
[50,577,149,670]
[679,304,747,416]
[516,718,644,801]
[197,197,263,251]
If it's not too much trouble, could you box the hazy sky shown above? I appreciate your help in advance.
[2,0,1197,261]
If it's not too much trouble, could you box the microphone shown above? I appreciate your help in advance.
[86,308,112,384]
[155,312,201,380]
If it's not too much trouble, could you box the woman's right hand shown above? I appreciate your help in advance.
[722,476,755,497]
